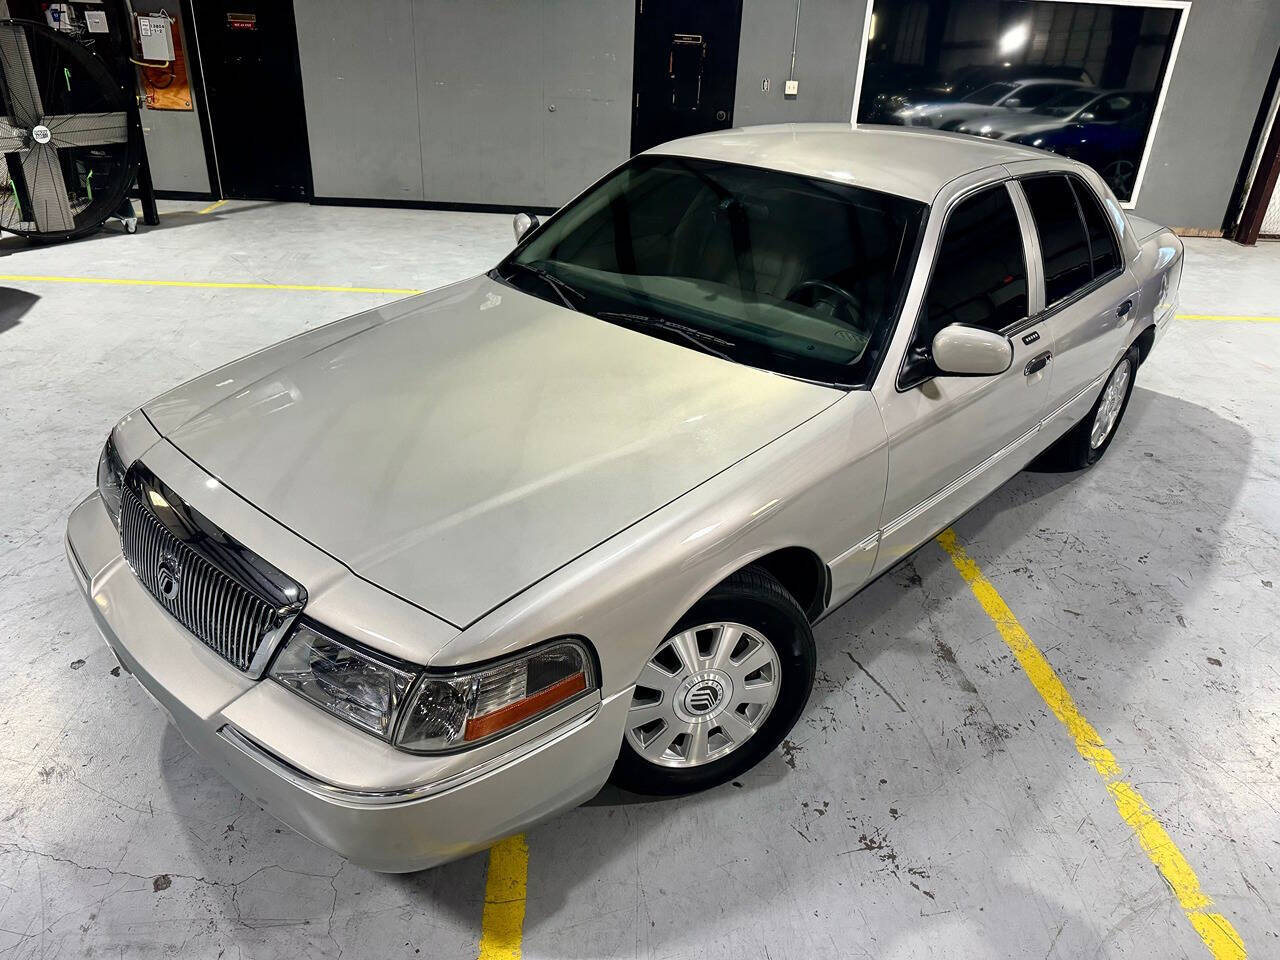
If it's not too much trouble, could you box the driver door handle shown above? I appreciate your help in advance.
[1024,351,1052,377]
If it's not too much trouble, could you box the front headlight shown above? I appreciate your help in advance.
[268,624,596,751]
[269,620,416,739]
[97,434,127,526]
[396,639,595,753]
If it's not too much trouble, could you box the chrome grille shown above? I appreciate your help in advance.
[119,485,299,672]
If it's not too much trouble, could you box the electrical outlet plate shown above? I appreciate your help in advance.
[784,79,799,96]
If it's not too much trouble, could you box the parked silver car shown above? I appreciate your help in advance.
[956,89,1151,141]
[894,78,1089,129]
[67,124,1183,871]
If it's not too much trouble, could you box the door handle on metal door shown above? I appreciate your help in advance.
[1024,351,1052,377]
[1116,299,1133,319]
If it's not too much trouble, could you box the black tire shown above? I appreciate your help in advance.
[609,567,816,796]
[1034,344,1139,471]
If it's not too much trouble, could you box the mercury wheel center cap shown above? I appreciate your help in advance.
[675,671,732,722]
[32,124,51,145]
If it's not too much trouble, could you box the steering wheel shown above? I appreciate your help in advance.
[785,279,868,334]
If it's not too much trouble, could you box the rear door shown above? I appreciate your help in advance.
[1013,171,1136,427]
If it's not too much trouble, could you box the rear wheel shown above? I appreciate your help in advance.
[610,567,816,795]
[1035,344,1138,471]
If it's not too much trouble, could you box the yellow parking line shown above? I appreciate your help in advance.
[0,274,423,295]
[198,198,228,215]
[477,834,529,960]
[1177,314,1280,323]
[936,529,1245,960]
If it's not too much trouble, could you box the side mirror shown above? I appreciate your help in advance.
[932,323,1013,376]
[1078,111,1096,122]
[513,212,540,242]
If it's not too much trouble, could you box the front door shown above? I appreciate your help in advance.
[873,179,1053,573]
[190,0,312,201]
[630,0,743,155]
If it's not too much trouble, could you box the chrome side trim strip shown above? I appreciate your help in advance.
[832,530,881,567]
[882,423,1041,540]
[1039,372,1106,430]
[876,372,1109,544]
[218,703,601,807]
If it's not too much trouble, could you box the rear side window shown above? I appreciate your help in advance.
[1021,175,1092,305]
[902,183,1027,384]
[1070,178,1120,277]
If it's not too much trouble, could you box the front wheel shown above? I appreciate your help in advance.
[1035,345,1138,471]
[609,567,816,795]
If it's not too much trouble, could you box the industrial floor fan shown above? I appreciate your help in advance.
[0,19,140,241]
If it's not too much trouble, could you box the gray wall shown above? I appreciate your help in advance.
[734,0,867,127]
[295,0,633,207]
[1133,0,1280,229]
[284,0,1278,228]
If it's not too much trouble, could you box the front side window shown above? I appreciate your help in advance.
[496,155,926,386]
[901,183,1028,385]
[1021,175,1093,305]
[1004,83,1070,109]
[1091,94,1139,122]
[1039,89,1097,117]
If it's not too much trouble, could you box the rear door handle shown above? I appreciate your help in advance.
[1116,299,1133,318]
[1024,351,1052,377]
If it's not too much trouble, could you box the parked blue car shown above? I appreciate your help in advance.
[1010,115,1148,200]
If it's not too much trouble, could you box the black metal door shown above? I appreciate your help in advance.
[190,0,311,201]
[630,0,743,156]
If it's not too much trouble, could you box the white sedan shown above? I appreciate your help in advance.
[68,123,1182,871]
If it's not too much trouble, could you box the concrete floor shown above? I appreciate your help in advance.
[0,202,1276,959]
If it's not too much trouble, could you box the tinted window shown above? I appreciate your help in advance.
[903,184,1027,384]
[502,155,926,386]
[1040,89,1097,116]
[1021,175,1092,305]
[1071,178,1120,277]
[1092,94,1138,121]
[968,82,1015,105]
[1005,83,1070,108]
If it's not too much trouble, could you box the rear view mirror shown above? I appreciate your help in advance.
[513,212,540,242]
[932,323,1013,376]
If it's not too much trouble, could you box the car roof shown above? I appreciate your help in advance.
[1009,77,1089,87]
[645,123,1048,204]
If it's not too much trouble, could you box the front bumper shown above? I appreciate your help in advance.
[66,492,626,872]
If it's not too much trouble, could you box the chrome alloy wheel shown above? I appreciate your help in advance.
[625,622,782,769]
[1090,357,1132,449]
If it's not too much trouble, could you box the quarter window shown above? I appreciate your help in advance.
[1021,175,1093,305]
[902,183,1027,385]
[1070,178,1120,277]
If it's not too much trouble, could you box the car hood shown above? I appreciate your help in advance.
[144,275,840,627]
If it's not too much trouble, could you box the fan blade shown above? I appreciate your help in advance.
[45,112,129,148]
[0,116,23,153]
[0,23,44,127]
[21,142,75,233]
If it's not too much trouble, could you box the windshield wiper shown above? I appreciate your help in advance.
[597,311,737,363]
[501,261,585,312]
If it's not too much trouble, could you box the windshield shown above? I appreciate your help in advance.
[495,155,925,386]
[1038,89,1097,117]
[967,82,1016,105]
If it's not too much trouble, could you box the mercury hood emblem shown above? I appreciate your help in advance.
[157,559,181,601]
